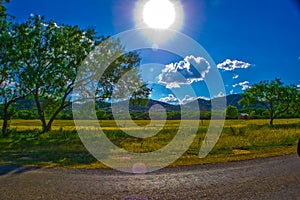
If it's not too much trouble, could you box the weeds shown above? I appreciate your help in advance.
[0,119,299,168]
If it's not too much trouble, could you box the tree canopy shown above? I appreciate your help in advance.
[239,78,297,125]
[226,105,238,119]
[0,6,32,136]
[0,11,148,134]
[0,0,9,17]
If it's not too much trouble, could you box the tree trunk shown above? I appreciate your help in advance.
[1,98,13,137]
[45,117,55,132]
[269,109,274,125]
[269,118,274,125]
[44,103,70,132]
[34,91,47,132]
[44,112,57,132]
[1,105,9,137]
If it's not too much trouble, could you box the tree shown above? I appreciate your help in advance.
[290,86,300,116]
[0,11,13,136]
[239,78,296,125]
[96,108,108,120]
[14,15,99,132]
[18,15,148,132]
[226,105,238,119]
[0,0,9,18]
[0,12,31,136]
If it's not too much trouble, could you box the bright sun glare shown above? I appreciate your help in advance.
[142,0,176,29]
[134,0,184,43]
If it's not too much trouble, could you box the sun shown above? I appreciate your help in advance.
[134,0,184,43]
[142,0,176,29]
[135,0,183,30]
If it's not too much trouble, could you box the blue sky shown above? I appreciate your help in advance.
[6,0,300,104]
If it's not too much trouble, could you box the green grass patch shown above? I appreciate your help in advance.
[0,119,299,169]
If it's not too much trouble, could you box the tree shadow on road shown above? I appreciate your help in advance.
[0,165,38,176]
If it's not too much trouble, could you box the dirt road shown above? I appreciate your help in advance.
[0,154,299,200]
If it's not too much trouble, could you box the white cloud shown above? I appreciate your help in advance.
[180,95,198,104]
[197,96,211,101]
[233,81,250,91]
[230,89,234,95]
[232,74,239,79]
[159,94,179,104]
[217,59,251,71]
[158,55,211,88]
[159,94,204,105]
[214,92,226,98]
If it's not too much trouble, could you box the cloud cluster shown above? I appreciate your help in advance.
[159,94,199,105]
[159,92,232,104]
[214,92,226,98]
[233,81,250,91]
[232,74,239,79]
[159,94,179,104]
[180,95,198,104]
[158,55,211,88]
[217,59,251,71]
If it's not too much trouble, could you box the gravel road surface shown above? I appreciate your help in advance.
[0,154,299,200]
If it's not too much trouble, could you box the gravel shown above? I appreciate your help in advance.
[0,154,299,200]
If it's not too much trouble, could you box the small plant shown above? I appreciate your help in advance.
[0,119,299,168]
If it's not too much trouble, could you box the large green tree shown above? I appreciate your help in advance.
[0,9,32,136]
[226,105,238,119]
[17,15,148,132]
[15,15,99,132]
[290,85,300,117]
[239,78,296,125]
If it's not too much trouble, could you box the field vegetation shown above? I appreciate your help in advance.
[0,119,299,169]
[1,2,300,170]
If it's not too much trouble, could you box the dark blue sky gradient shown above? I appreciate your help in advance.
[6,0,300,100]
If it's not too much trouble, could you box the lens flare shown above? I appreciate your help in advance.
[134,0,184,44]
[72,29,226,174]
[143,0,176,29]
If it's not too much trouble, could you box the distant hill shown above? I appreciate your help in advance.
[99,99,180,113]
[225,94,243,109]
[9,94,245,114]
[211,94,244,110]
[106,94,244,113]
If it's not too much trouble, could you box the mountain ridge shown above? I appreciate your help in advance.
[104,94,243,113]
[6,94,244,113]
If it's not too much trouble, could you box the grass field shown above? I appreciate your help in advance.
[0,119,299,169]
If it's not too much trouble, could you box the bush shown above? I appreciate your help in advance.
[13,110,38,119]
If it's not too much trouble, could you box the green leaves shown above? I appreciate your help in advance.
[1,12,149,132]
[12,15,100,131]
[239,78,298,125]
[226,106,238,119]
[0,0,9,18]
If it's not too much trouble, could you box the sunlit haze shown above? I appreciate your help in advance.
[142,0,176,29]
